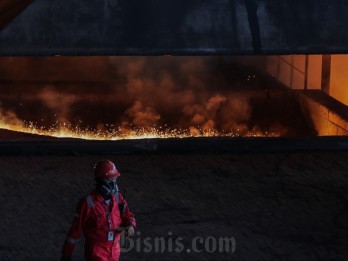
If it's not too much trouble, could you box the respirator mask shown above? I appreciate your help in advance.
[97,179,118,199]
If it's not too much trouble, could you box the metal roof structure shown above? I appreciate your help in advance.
[1,0,348,55]
[0,0,32,30]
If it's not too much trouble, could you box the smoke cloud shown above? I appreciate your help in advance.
[126,101,161,128]
[0,105,25,127]
[0,56,315,137]
[37,86,77,124]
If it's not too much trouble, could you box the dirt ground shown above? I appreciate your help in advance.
[0,151,347,260]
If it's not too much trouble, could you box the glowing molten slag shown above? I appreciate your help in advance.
[0,120,279,140]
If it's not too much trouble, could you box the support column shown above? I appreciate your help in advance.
[304,55,309,90]
[321,55,331,94]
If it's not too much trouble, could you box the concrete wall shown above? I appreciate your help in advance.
[263,54,348,110]
[299,91,348,136]
[330,55,348,106]
[256,56,348,136]
[265,55,322,90]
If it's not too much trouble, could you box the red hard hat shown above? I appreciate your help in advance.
[94,160,120,179]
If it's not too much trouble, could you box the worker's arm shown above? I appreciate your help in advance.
[61,198,90,258]
[119,193,136,229]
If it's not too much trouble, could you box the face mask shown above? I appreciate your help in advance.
[97,180,118,199]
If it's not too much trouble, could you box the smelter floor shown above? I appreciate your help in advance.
[0,152,347,260]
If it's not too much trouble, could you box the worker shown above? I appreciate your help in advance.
[61,159,136,261]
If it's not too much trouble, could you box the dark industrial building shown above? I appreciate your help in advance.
[1,1,348,260]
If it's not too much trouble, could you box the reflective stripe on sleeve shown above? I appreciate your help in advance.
[128,217,135,222]
[114,191,120,204]
[66,237,79,244]
[86,195,95,209]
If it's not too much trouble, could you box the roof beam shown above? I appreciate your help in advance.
[0,0,33,30]
[1,0,348,55]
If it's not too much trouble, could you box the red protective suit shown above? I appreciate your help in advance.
[62,189,136,261]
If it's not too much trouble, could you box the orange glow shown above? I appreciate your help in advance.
[330,55,348,106]
[0,57,314,139]
[0,121,279,140]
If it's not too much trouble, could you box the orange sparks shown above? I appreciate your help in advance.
[0,120,279,140]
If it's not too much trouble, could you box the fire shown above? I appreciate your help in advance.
[0,57,315,139]
[0,120,279,140]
